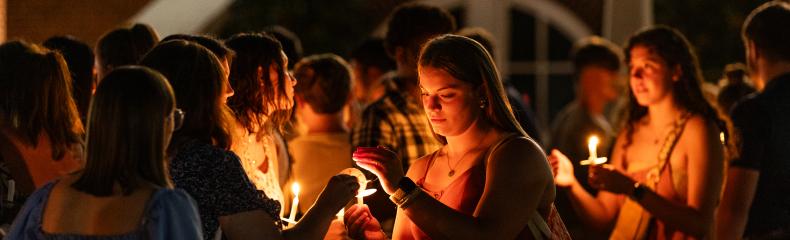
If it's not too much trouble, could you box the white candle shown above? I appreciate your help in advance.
[336,209,345,223]
[588,135,599,161]
[288,182,300,224]
[580,136,608,165]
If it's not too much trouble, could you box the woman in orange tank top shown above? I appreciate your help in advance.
[346,34,566,239]
[549,26,732,239]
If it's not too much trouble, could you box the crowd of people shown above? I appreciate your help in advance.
[0,1,788,239]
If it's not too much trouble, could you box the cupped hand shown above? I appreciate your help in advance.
[352,146,403,195]
[548,149,577,188]
[314,174,360,214]
[588,164,636,195]
[344,204,387,240]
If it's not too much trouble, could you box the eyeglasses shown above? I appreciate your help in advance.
[173,108,185,130]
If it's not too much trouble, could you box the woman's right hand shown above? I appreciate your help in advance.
[344,204,387,240]
[314,174,360,214]
[547,149,577,188]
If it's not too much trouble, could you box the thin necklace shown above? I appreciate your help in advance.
[445,140,484,177]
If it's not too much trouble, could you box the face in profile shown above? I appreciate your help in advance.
[269,51,297,111]
[628,45,677,107]
[220,57,235,104]
[419,65,481,137]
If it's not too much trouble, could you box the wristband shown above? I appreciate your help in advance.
[630,182,646,201]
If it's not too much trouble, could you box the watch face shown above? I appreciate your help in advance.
[632,184,646,200]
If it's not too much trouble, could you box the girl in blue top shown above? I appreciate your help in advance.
[6,66,202,239]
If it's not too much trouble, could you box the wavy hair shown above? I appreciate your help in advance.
[225,32,292,135]
[623,26,733,155]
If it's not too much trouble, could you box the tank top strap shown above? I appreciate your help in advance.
[417,149,442,186]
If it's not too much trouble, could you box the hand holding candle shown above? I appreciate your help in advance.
[580,135,608,165]
[340,168,377,206]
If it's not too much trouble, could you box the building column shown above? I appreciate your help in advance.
[603,0,653,45]
[466,0,511,76]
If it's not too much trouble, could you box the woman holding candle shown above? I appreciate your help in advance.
[549,26,731,239]
[141,40,360,240]
[346,34,567,239]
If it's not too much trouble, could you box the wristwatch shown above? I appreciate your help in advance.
[397,177,417,193]
[390,177,419,207]
[630,182,646,201]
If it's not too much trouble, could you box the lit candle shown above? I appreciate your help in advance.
[288,182,300,224]
[588,135,599,161]
[580,136,607,165]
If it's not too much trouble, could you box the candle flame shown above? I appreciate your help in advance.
[292,182,300,196]
[356,188,377,197]
[588,136,600,150]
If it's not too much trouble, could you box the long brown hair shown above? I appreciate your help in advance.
[72,66,174,196]
[418,34,527,144]
[140,40,235,152]
[225,32,292,134]
[0,40,84,160]
[623,26,733,154]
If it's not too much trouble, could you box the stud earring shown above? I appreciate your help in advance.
[479,98,487,109]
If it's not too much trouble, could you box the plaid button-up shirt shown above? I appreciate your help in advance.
[351,77,442,171]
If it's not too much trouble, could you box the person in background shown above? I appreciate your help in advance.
[716,62,756,114]
[547,36,622,239]
[225,32,294,215]
[161,34,235,77]
[550,26,729,239]
[0,41,84,213]
[346,34,566,239]
[347,38,396,128]
[43,35,95,123]
[289,54,356,239]
[266,25,304,70]
[352,3,454,228]
[7,66,202,239]
[289,53,355,213]
[264,25,303,186]
[457,27,544,145]
[717,2,790,239]
[94,23,159,80]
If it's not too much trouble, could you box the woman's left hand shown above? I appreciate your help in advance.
[352,146,402,195]
[588,164,636,195]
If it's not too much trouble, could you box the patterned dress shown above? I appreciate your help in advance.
[169,139,282,239]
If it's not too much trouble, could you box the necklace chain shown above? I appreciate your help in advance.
[444,140,484,177]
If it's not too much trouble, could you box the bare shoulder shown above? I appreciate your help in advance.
[488,136,550,177]
[683,114,721,142]
[406,148,441,179]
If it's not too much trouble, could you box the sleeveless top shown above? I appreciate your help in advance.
[5,181,202,240]
[0,128,83,191]
[232,130,285,214]
[623,147,689,239]
[401,134,551,239]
